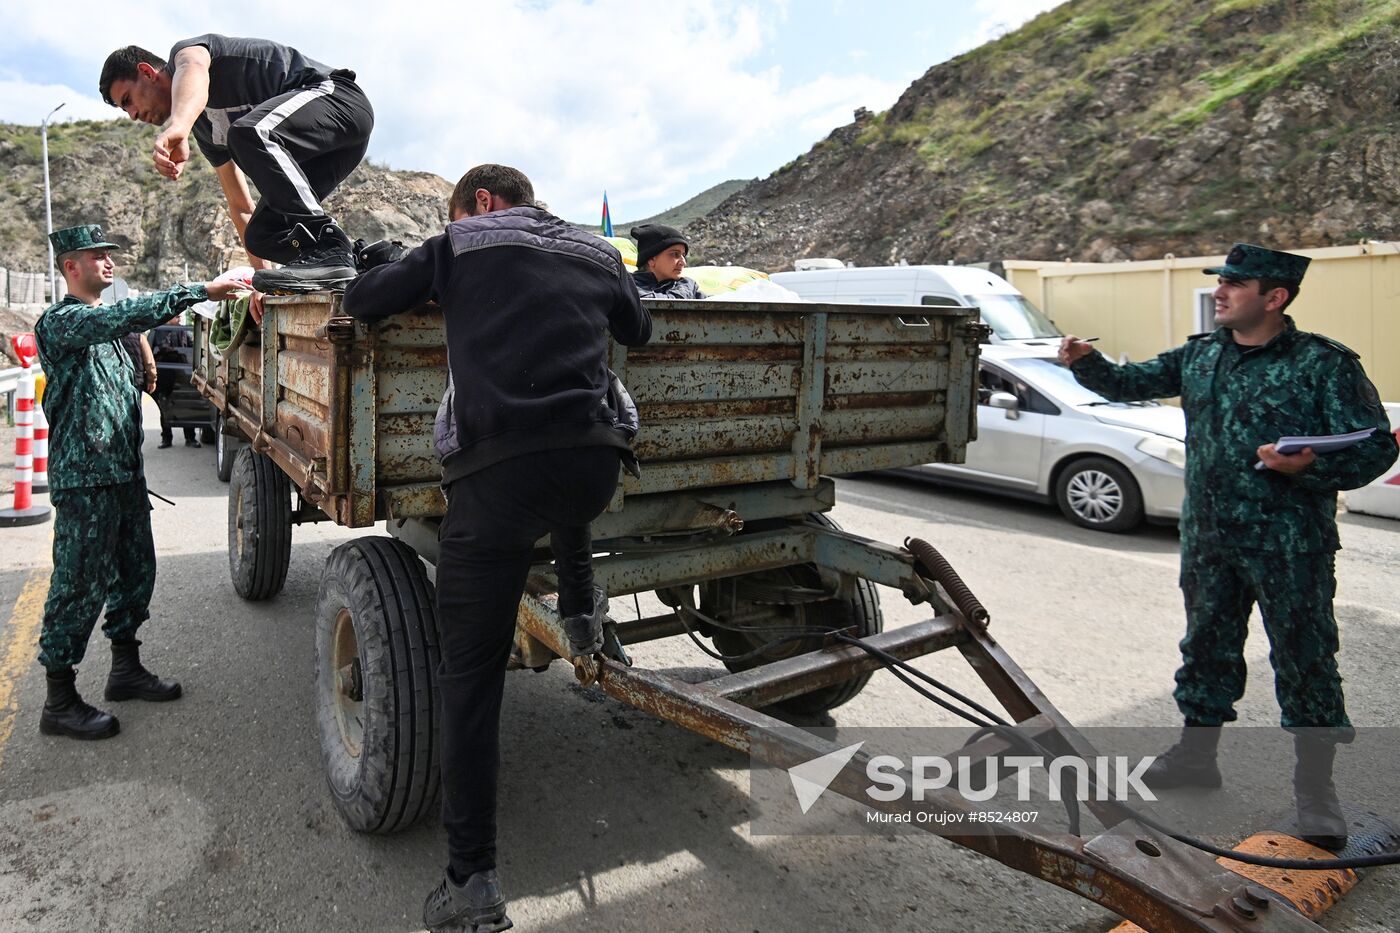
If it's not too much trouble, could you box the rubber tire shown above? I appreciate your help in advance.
[214,413,239,483]
[228,446,293,600]
[1054,456,1144,533]
[316,537,440,834]
[705,512,883,715]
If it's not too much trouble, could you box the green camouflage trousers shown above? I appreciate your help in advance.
[1175,546,1349,730]
[37,479,156,670]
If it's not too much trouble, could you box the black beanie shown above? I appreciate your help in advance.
[632,224,689,266]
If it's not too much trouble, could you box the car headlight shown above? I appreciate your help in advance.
[1137,435,1186,469]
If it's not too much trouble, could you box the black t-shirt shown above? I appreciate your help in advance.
[166,34,334,167]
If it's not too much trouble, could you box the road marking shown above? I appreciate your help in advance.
[0,568,49,771]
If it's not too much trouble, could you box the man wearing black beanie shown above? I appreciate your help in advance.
[631,224,705,298]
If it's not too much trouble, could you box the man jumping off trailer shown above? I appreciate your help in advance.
[100,35,373,295]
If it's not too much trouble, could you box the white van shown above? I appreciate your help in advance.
[769,262,1062,346]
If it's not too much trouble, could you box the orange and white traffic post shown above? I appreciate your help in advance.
[0,333,52,527]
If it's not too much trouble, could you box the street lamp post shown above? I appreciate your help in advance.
[42,102,66,303]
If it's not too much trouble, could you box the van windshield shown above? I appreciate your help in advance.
[972,294,1062,339]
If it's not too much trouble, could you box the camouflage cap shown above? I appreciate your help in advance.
[48,224,120,255]
[1203,243,1309,285]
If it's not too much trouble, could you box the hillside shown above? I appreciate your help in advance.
[689,0,1400,270]
[0,120,451,289]
[576,179,751,235]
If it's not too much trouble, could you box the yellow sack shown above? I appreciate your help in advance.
[687,266,770,296]
[599,236,637,270]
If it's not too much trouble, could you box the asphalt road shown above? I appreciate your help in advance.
[1,401,1398,932]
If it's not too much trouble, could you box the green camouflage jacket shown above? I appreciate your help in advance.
[34,285,208,491]
[1071,316,1397,553]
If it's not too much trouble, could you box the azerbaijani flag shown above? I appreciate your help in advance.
[601,191,614,237]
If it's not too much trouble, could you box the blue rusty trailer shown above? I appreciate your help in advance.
[192,295,1329,932]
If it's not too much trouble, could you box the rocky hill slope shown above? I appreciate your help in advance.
[689,0,1400,270]
[0,120,451,289]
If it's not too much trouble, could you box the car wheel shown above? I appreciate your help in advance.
[1054,456,1144,533]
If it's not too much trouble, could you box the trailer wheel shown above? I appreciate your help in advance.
[315,537,440,834]
[214,413,239,483]
[703,513,883,715]
[227,446,292,600]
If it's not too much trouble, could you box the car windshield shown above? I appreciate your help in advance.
[973,293,1062,339]
[1006,357,1159,408]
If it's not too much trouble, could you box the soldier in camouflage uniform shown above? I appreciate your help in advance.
[1060,243,1398,850]
[34,224,240,741]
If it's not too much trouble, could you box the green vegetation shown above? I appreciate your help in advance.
[847,0,1397,188]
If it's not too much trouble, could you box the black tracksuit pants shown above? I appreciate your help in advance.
[224,71,373,264]
[436,446,621,879]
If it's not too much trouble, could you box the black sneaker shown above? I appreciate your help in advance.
[252,222,357,294]
[423,869,511,932]
[561,586,607,659]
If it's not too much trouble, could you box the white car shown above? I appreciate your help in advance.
[906,345,1186,532]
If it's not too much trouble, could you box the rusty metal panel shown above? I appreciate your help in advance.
[375,434,440,485]
[276,349,331,410]
[820,441,945,476]
[626,454,798,496]
[825,310,962,344]
[632,415,792,460]
[646,312,804,347]
[825,358,946,394]
[369,309,448,347]
[376,345,449,371]
[346,316,378,527]
[201,297,979,528]
[792,313,827,489]
[273,400,329,463]
[626,360,798,402]
[381,484,447,521]
[821,404,944,446]
[377,367,448,415]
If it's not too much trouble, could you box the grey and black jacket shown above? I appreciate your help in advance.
[632,270,705,299]
[344,206,651,483]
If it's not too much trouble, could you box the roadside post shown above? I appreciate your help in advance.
[0,333,52,526]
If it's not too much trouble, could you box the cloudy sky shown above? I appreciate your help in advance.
[1,0,1061,224]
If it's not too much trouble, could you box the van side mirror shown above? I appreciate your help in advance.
[988,391,1020,420]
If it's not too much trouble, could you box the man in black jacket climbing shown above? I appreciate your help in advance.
[343,164,651,933]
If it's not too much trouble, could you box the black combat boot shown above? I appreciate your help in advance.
[251,222,357,293]
[560,586,607,659]
[1294,734,1348,851]
[1141,725,1223,790]
[40,668,120,740]
[423,867,511,932]
[105,639,182,702]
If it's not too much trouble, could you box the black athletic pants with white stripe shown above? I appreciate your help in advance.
[225,70,373,264]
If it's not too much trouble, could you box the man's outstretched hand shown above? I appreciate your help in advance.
[154,128,191,180]
[1058,335,1096,366]
[204,279,245,302]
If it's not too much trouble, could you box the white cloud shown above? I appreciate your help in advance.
[953,0,1065,56]
[0,1,928,220]
[0,77,120,125]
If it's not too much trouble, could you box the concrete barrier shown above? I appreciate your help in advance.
[1345,402,1400,520]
